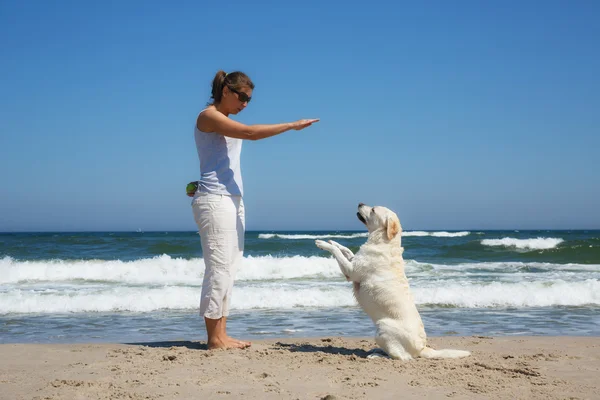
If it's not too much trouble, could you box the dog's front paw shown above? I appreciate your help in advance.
[315,240,333,251]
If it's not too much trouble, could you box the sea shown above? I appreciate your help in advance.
[1,230,599,344]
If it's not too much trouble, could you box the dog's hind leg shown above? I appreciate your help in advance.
[366,348,390,359]
[374,319,413,361]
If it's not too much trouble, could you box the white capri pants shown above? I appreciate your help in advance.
[192,191,245,319]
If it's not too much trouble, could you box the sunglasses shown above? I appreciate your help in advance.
[228,87,252,103]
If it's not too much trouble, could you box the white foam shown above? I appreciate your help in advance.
[240,255,341,280]
[481,237,564,250]
[0,255,203,285]
[258,233,368,240]
[3,256,597,286]
[0,286,202,313]
[0,255,343,284]
[402,231,471,237]
[0,285,354,313]
[1,279,599,314]
[411,260,600,272]
[258,231,470,239]
[416,279,600,307]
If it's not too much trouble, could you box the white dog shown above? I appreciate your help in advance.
[315,203,470,361]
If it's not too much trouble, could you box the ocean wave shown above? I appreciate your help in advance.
[402,231,471,237]
[415,279,600,307]
[1,279,598,314]
[3,255,597,286]
[413,260,600,272]
[0,255,203,285]
[258,233,369,240]
[258,231,470,239]
[481,237,564,250]
[0,285,354,314]
[0,255,343,284]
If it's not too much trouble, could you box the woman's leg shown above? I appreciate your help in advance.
[193,193,248,349]
[219,198,250,347]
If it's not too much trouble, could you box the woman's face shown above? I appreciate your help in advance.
[223,85,252,115]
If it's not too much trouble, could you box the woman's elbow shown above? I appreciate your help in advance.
[243,126,260,141]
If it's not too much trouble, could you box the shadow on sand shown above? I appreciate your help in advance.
[273,341,372,358]
[124,339,375,358]
[125,340,208,350]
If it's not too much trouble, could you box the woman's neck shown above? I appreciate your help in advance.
[213,102,229,117]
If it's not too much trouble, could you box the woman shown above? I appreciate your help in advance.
[192,70,318,350]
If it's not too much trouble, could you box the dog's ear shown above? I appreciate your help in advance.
[386,215,400,240]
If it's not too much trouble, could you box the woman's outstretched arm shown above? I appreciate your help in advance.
[198,108,319,141]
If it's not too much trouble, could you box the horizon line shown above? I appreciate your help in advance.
[2,228,599,234]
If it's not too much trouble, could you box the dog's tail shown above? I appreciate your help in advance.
[419,346,471,359]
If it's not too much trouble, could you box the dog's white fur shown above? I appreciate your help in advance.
[316,204,470,361]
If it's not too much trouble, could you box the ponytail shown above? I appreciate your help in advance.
[210,70,228,104]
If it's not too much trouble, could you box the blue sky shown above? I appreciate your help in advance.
[1,0,598,232]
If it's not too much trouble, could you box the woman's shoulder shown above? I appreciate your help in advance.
[198,105,217,117]
[196,106,218,132]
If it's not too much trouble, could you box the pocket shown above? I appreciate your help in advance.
[192,193,224,228]
[193,192,223,210]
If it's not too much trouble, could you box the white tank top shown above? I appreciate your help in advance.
[194,109,244,196]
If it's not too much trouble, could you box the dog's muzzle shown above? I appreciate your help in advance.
[357,212,366,224]
[357,203,367,224]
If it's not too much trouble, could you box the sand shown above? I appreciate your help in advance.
[1,336,599,400]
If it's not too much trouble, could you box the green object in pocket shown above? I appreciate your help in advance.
[186,181,199,197]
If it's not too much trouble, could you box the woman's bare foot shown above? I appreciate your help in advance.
[208,336,250,350]
[228,337,251,348]
[204,317,251,350]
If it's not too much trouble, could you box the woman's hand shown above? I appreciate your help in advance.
[291,119,320,130]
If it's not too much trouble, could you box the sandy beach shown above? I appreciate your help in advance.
[1,336,599,400]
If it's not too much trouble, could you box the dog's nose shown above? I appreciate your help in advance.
[358,203,365,207]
